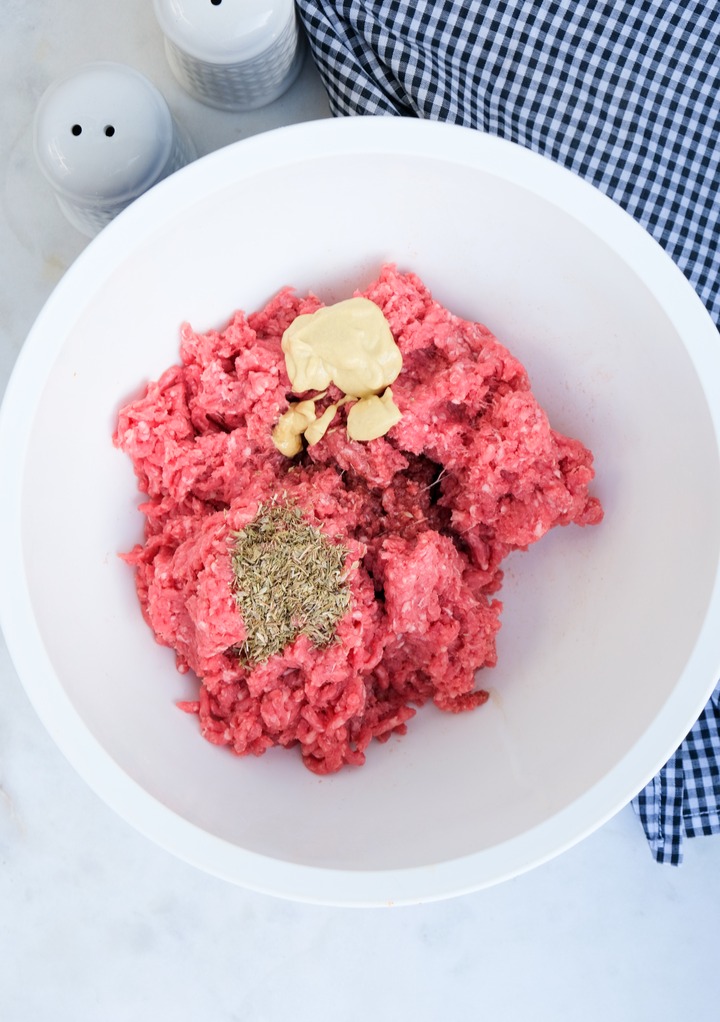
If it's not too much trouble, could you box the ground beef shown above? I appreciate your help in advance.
[114,265,603,774]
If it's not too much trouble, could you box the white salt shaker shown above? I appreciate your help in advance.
[153,0,304,111]
[34,62,196,237]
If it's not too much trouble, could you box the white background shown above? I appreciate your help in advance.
[1,3,718,1020]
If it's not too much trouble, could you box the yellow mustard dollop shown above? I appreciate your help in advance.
[346,388,402,442]
[272,296,403,456]
[281,297,402,398]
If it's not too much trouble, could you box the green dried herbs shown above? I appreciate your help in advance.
[230,499,351,664]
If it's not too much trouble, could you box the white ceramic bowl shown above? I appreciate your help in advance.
[2,118,720,906]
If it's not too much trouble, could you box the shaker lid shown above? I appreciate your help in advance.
[34,63,173,202]
[153,0,296,63]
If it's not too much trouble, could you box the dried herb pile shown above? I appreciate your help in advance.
[230,500,351,664]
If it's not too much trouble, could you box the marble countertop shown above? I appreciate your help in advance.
[1,5,718,1020]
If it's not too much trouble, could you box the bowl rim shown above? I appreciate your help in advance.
[2,115,720,905]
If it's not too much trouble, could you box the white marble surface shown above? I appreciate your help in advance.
[1,4,719,1020]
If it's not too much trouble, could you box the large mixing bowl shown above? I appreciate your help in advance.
[1,117,719,905]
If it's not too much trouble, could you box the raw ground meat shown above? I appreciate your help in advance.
[114,265,603,774]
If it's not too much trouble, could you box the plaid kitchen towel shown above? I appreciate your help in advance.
[295,0,720,862]
[632,683,720,864]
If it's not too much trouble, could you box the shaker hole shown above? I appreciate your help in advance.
[211,0,222,6]
[71,124,82,136]
[104,125,115,137]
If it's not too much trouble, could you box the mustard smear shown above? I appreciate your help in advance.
[304,399,347,446]
[272,398,317,457]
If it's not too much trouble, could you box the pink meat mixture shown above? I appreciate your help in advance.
[114,265,602,774]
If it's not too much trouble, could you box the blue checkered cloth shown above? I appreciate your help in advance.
[296,0,720,862]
